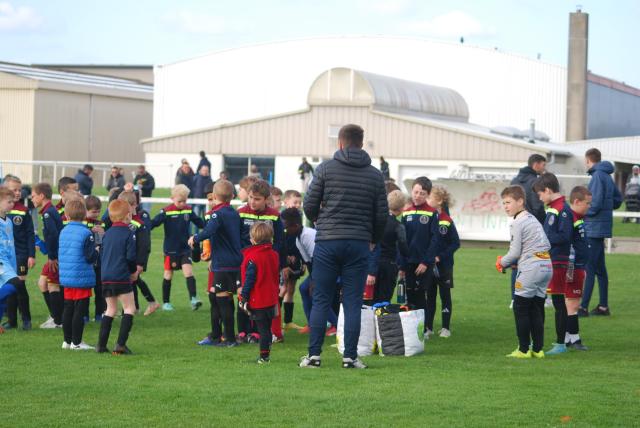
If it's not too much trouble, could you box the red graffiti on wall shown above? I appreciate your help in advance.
[462,188,502,213]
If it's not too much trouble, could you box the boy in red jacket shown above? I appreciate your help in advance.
[239,222,280,364]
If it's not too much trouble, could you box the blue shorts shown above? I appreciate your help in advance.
[0,261,18,287]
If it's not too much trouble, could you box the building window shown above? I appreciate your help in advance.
[223,156,275,184]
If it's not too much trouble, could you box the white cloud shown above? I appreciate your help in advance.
[0,2,43,31]
[402,11,495,38]
[162,10,245,35]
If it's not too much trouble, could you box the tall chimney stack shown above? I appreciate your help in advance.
[566,7,589,141]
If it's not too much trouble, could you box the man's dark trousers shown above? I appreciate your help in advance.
[308,239,369,359]
[582,237,608,308]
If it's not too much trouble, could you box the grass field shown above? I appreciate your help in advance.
[2,217,640,427]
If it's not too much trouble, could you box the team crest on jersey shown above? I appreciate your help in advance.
[128,224,137,232]
[420,215,429,225]
[548,216,555,226]
[184,213,190,221]
[439,225,448,235]
[562,212,567,218]
[43,213,49,219]
[13,216,22,226]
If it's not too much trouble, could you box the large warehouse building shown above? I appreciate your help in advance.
[0,62,153,183]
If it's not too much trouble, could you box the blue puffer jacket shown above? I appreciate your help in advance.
[59,222,97,288]
[585,161,623,239]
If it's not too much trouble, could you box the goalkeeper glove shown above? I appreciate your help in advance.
[495,256,505,274]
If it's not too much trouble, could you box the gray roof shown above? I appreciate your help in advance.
[0,62,152,93]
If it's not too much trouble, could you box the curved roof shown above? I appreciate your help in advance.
[308,67,469,121]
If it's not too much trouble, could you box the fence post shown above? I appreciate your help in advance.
[53,161,58,183]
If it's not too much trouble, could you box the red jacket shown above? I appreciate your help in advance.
[240,243,279,309]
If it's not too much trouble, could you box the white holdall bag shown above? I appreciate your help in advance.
[375,307,425,357]
[336,305,377,356]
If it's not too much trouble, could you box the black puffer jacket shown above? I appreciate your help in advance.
[304,147,388,243]
[511,166,545,224]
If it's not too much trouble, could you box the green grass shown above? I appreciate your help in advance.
[2,238,640,426]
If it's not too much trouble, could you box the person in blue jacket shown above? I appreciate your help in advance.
[0,187,19,334]
[579,149,622,317]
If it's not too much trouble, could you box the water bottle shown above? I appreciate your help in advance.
[567,247,575,282]
[397,278,406,304]
[35,235,48,255]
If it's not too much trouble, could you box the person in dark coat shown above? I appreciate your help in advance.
[106,167,125,192]
[511,154,546,224]
[300,124,388,369]
[196,151,211,175]
[74,165,94,196]
[380,156,390,181]
[579,148,623,317]
[192,166,213,219]
[175,160,195,197]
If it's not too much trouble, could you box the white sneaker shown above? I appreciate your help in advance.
[61,341,71,350]
[342,357,368,369]
[509,300,514,309]
[545,297,553,308]
[423,329,434,341]
[438,328,451,338]
[40,317,57,329]
[299,354,321,368]
[71,342,95,351]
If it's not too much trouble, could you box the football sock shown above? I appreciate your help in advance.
[15,279,31,322]
[217,295,235,342]
[162,279,171,303]
[98,315,114,349]
[186,276,197,299]
[209,293,222,340]
[117,314,134,347]
[552,294,567,344]
[284,302,294,324]
[72,298,89,345]
[42,291,52,316]
[137,278,155,302]
[132,282,140,310]
[566,314,580,343]
[49,290,63,325]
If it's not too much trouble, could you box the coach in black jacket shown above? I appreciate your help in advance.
[301,124,387,369]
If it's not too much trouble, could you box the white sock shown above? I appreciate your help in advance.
[568,333,580,344]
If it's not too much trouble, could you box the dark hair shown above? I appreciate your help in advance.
[527,154,546,167]
[58,176,77,193]
[501,185,525,201]
[85,195,102,211]
[532,173,560,193]
[249,180,271,199]
[385,181,401,194]
[338,124,364,148]
[270,186,283,197]
[281,207,302,226]
[412,176,432,194]
[585,148,602,163]
[199,151,206,157]
[570,185,592,203]
[34,182,53,199]
[204,181,215,195]
[83,164,94,172]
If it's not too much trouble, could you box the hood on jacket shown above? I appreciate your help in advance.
[334,147,371,168]
[589,161,615,175]
[513,166,538,184]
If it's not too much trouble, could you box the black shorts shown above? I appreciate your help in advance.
[164,255,192,271]
[17,258,29,276]
[212,271,239,294]
[426,266,454,289]
[102,283,133,297]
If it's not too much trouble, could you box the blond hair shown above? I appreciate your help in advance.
[171,184,190,200]
[213,180,234,203]
[65,198,87,221]
[430,185,454,209]
[250,221,273,245]
[117,191,137,207]
[387,190,406,212]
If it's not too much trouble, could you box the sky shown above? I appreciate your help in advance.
[1,0,639,87]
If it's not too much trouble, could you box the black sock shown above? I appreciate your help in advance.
[162,279,171,303]
[98,315,114,350]
[137,278,155,302]
[209,293,222,340]
[117,314,134,347]
[5,293,18,327]
[566,314,580,343]
[62,299,74,343]
[15,280,31,322]
[72,299,89,345]
[530,296,545,352]
[217,295,235,342]
[284,302,294,324]
[132,282,140,310]
[237,305,249,334]
[186,276,197,299]
[552,294,567,344]
[49,290,63,325]
[42,291,53,317]
[513,295,533,353]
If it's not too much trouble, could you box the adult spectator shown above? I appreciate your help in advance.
[380,156,390,180]
[192,165,213,218]
[300,124,387,369]
[175,160,195,197]
[628,165,640,185]
[511,154,546,224]
[249,164,262,178]
[134,165,155,213]
[298,157,314,193]
[74,164,94,195]
[215,171,237,199]
[106,166,125,192]
[196,150,211,174]
[580,148,622,317]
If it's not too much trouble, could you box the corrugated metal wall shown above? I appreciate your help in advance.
[0,84,35,181]
[143,106,542,162]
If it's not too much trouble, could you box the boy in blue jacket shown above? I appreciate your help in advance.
[534,173,573,355]
[59,199,98,350]
[399,177,439,319]
[426,185,460,339]
[97,200,137,355]
[0,187,19,334]
[189,180,242,347]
